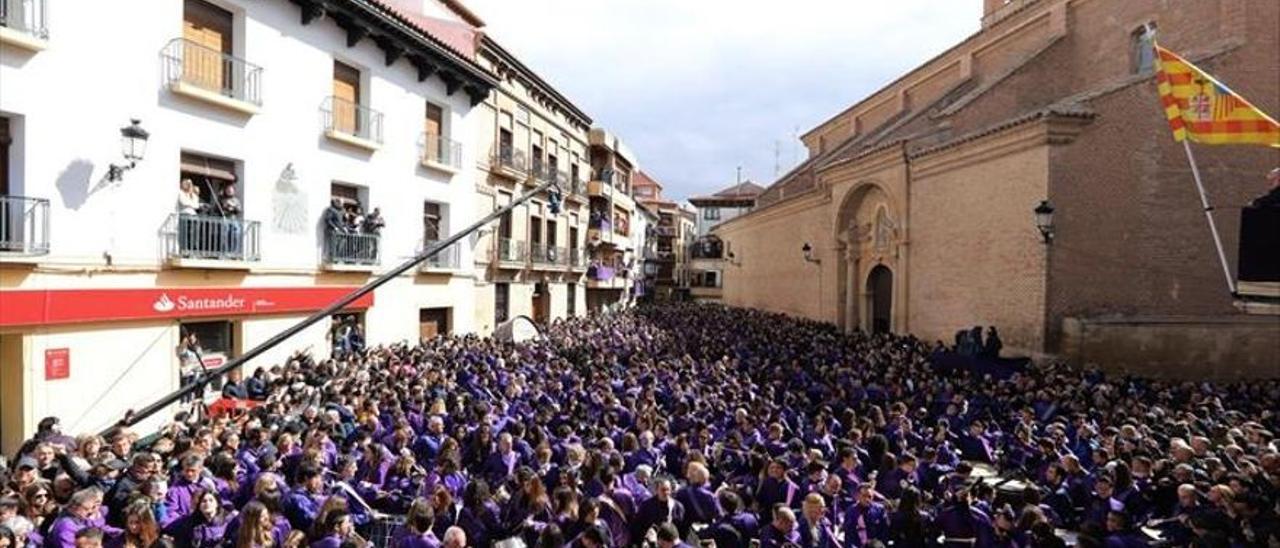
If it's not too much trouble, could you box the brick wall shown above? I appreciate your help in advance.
[908,132,1051,353]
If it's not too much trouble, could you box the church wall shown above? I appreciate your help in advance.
[908,130,1051,354]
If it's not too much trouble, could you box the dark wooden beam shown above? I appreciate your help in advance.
[331,14,368,48]
[465,84,488,107]
[375,36,404,66]
[293,0,327,25]
[410,56,437,82]
[440,71,461,95]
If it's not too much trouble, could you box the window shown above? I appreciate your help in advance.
[567,283,576,316]
[498,192,513,239]
[182,0,234,93]
[419,308,450,339]
[546,219,557,247]
[530,215,542,245]
[332,61,361,134]
[494,283,509,324]
[1131,22,1157,74]
[180,320,235,387]
[423,202,442,242]
[569,226,578,250]
[179,152,239,214]
[425,102,445,162]
[702,207,721,221]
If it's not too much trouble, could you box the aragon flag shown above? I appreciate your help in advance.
[1154,43,1280,147]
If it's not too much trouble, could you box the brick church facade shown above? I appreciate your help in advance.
[715,0,1279,377]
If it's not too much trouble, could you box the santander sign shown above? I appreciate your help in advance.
[0,287,374,327]
[153,293,247,313]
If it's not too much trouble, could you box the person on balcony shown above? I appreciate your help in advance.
[177,179,203,257]
[218,184,243,257]
[324,199,348,262]
[362,207,385,262]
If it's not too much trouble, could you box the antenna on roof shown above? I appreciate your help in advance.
[736,165,742,185]
[774,140,781,178]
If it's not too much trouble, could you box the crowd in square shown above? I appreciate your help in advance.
[1,304,1276,547]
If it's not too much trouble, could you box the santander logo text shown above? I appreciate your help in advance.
[151,293,247,314]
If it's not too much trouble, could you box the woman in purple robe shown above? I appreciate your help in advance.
[165,489,236,548]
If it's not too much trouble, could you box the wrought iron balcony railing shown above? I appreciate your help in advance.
[322,96,384,143]
[324,231,380,266]
[0,195,49,255]
[165,213,261,262]
[420,239,460,269]
[161,37,263,106]
[491,146,527,174]
[0,0,48,40]
[497,237,525,263]
[422,133,462,169]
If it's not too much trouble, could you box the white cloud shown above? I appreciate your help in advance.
[466,0,979,198]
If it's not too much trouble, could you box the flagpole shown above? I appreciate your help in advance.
[1180,139,1237,296]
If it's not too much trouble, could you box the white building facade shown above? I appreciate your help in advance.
[0,0,496,451]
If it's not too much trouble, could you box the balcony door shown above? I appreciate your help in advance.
[333,61,361,135]
[183,0,233,94]
[425,103,444,162]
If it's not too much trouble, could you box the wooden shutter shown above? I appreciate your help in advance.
[425,103,444,161]
[183,0,232,92]
[333,61,361,134]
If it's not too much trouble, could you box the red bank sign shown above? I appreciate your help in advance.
[0,287,374,327]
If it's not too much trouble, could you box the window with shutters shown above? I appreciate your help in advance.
[182,0,233,93]
[332,61,361,134]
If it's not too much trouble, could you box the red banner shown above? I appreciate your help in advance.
[0,287,374,327]
[44,348,70,380]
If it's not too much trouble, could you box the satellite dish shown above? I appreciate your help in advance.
[494,315,542,343]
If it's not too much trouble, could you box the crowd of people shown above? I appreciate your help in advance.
[1,304,1277,548]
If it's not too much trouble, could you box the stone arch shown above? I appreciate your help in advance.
[832,181,906,333]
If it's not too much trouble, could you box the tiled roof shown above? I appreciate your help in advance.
[371,0,484,63]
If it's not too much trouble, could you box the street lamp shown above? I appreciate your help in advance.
[107,119,150,182]
[802,242,820,264]
[1034,200,1055,243]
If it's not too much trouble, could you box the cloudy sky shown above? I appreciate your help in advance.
[465,1,980,200]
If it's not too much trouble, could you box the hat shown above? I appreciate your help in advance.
[16,456,38,470]
[103,458,129,471]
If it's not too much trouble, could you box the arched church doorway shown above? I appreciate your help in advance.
[867,265,893,333]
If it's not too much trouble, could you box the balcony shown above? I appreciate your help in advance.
[161,38,262,115]
[0,0,48,51]
[569,247,588,270]
[530,244,567,269]
[322,231,380,271]
[419,239,461,272]
[489,146,527,180]
[322,96,384,151]
[421,133,462,174]
[587,262,628,289]
[496,237,526,267]
[587,217,614,246]
[587,179,613,200]
[530,157,545,182]
[0,195,49,259]
[163,213,261,269]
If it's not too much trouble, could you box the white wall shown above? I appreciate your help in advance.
[0,0,479,270]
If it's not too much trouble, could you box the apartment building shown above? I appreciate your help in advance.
[0,0,496,451]
[468,36,594,332]
[688,181,763,301]
[584,128,638,312]
[632,171,695,301]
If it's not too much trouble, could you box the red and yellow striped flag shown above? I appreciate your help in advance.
[1154,43,1280,147]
